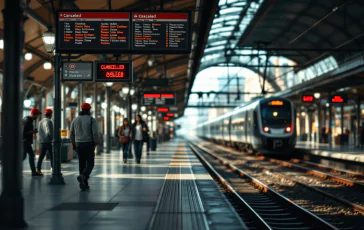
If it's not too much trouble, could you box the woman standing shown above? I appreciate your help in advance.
[118,118,131,163]
[132,114,149,164]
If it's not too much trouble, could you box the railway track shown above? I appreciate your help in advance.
[189,142,339,230]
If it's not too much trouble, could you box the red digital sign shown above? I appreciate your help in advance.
[94,61,133,82]
[329,95,347,104]
[301,95,314,103]
[166,113,174,117]
[163,117,170,121]
[158,108,169,112]
[143,92,176,106]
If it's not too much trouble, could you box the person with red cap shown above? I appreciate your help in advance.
[37,108,54,174]
[70,102,100,191]
[23,108,42,176]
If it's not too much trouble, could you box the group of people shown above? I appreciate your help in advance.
[22,102,150,192]
[117,115,150,164]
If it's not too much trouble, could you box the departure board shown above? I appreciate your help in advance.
[56,11,130,53]
[143,92,176,106]
[132,12,191,53]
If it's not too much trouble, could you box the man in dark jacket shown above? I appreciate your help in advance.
[23,108,42,176]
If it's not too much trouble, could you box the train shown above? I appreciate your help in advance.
[195,97,297,154]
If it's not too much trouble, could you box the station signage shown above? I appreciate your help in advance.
[157,107,169,112]
[163,116,170,121]
[56,11,131,53]
[56,10,191,54]
[94,60,133,82]
[301,95,314,103]
[62,62,93,81]
[329,94,347,104]
[132,11,191,53]
[166,113,174,117]
[143,92,176,106]
[169,106,178,112]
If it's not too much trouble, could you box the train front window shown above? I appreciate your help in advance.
[261,103,291,127]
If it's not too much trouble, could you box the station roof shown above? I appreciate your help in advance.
[0,0,218,118]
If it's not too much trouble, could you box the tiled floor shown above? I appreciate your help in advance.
[0,142,174,230]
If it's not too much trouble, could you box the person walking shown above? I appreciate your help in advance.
[118,118,131,163]
[70,103,100,191]
[132,114,149,164]
[23,108,42,176]
[37,109,54,174]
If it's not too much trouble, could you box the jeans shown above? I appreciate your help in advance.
[37,143,53,171]
[134,140,144,161]
[121,142,130,159]
[76,142,95,180]
[23,141,36,173]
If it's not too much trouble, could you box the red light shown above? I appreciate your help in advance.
[105,71,124,78]
[331,95,344,103]
[144,94,161,99]
[161,94,174,99]
[101,64,124,70]
[302,95,314,102]
[166,113,174,117]
[158,108,169,112]
[263,126,270,133]
[163,117,170,121]
[285,126,292,132]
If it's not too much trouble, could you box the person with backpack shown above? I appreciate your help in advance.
[118,118,131,163]
[37,109,54,174]
[23,108,42,176]
[131,114,149,164]
[70,103,100,191]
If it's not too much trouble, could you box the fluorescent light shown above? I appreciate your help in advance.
[142,114,147,119]
[104,82,113,87]
[0,39,3,49]
[24,99,31,108]
[24,53,33,61]
[101,102,107,109]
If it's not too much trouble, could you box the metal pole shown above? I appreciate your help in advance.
[106,86,111,153]
[128,93,133,158]
[49,53,65,185]
[328,93,332,148]
[341,104,344,135]
[93,84,100,155]
[357,96,361,147]
[0,0,27,227]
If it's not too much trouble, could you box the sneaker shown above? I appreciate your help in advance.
[36,170,44,176]
[77,175,86,191]
[32,171,43,176]
[85,181,90,191]
[137,160,141,164]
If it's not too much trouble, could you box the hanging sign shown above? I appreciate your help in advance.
[56,10,131,53]
[94,60,133,82]
[329,94,347,104]
[301,95,314,103]
[132,11,191,53]
[143,92,176,106]
[62,62,93,81]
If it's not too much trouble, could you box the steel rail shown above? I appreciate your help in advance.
[191,142,338,230]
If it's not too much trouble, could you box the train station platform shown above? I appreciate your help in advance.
[0,139,246,230]
[296,141,364,163]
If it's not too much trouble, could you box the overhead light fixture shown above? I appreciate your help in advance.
[141,106,146,112]
[326,103,330,107]
[174,114,178,118]
[24,52,33,61]
[85,97,92,104]
[101,102,107,109]
[148,59,154,67]
[130,87,135,96]
[113,105,119,113]
[43,62,52,70]
[148,115,152,120]
[119,108,124,114]
[122,85,129,95]
[104,82,113,87]
[42,27,55,53]
[23,99,31,108]
[132,103,138,111]
[301,112,306,116]
[0,39,3,49]
[148,111,152,115]
[314,93,320,99]
[142,114,147,119]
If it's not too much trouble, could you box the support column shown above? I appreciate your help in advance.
[357,96,361,147]
[328,99,333,148]
[105,86,111,153]
[317,103,321,143]
[93,84,97,118]
[78,82,84,108]
[0,0,27,227]
[49,53,65,185]
[61,82,66,130]
[341,104,344,135]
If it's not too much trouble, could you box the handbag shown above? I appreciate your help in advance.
[119,136,130,144]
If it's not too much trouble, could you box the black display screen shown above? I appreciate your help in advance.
[94,61,133,82]
[56,11,130,53]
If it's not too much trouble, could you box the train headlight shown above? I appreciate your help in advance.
[285,126,292,133]
[263,126,270,133]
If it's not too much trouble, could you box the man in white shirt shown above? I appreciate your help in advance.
[37,109,53,174]
[70,103,100,191]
